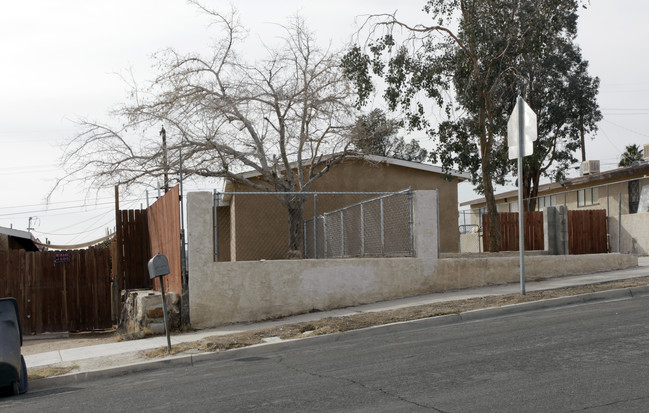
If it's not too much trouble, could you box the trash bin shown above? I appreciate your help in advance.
[0,298,28,395]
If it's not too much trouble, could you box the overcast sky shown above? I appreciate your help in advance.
[1,0,648,245]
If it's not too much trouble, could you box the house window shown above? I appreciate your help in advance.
[509,201,518,213]
[577,187,599,207]
[536,195,557,211]
[629,180,640,214]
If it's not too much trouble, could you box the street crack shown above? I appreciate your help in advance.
[275,356,450,412]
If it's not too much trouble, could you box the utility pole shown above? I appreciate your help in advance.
[160,126,169,193]
[27,216,37,232]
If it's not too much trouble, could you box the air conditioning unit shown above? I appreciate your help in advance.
[644,144,649,161]
[581,160,600,176]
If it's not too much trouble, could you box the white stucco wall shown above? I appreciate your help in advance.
[609,212,649,255]
[187,251,636,329]
[460,233,481,253]
[187,191,637,329]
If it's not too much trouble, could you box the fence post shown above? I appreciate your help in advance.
[380,198,385,255]
[436,189,441,258]
[606,184,610,217]
[563,192,568,255]
[408,187,414,257]
[323,214,328,258]
[313,193,318,259]
[213,191,219,262]
[303,221,308,258]
[340,210,345,256]
[618,192,622,253]
[360,203,365,256]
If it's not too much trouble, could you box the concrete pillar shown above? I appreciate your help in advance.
[543,206,562,255]
[187,192,213,276]
[413,190,439,259]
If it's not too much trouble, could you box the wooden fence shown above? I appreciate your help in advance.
[568,209,607,254]
[114,209,150,291]
[0,248,112,334]
[482,211,544,252]
[114,185,182,295]
[147,185,182,294]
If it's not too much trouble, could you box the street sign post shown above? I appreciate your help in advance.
[148,253,172,352]
[507,96,537,295]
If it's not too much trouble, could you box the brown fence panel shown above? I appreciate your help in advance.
[568,209,607,255]
[147,185,182,294]
[115,185,182,295]
[0,248,111,334]
[482,211,544,252]
[116,209,150,290]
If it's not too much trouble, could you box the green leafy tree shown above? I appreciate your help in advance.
[342,0,597,250]
[517,41,601,211]
[351,109,428,162]
[619,144,644,167]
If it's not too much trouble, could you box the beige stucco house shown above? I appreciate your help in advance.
[461,161,649,224]
[214,154,469,261]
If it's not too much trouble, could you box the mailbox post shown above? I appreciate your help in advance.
[147,253,172,352]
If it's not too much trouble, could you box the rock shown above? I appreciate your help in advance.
[118,289,182,339]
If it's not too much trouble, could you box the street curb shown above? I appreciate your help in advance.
[29,285,649,391]
[29,356,195,391]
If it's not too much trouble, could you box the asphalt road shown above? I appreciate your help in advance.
[3,294,649,412]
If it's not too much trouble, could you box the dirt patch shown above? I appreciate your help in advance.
[22,329,120,356]
[28,365,79,380]
[144,276,649,358]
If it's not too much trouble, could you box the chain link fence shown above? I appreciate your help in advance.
[213,189,413,261]
[458,209,483,253]
[304,189,413,258]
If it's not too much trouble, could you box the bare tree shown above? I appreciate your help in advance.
[58,5,357,256]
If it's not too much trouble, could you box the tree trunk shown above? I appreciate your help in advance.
[522,165,533,212]
[482,165,501,252]
[522,164,541,212]
[478,101,501,252]
[579,114,586,162]
[287,202,305,259]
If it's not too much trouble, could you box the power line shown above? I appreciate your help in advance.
[0,202,116,217]
[603,118,649,138]
[33,222,112,237]
[0,195,144,214]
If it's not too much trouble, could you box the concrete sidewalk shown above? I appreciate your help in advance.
[26,257,649,388]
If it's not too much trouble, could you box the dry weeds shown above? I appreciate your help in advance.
[144,276,649,358]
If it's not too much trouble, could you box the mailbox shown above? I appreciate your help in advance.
[147,253,173,352]
[148,253,170,279]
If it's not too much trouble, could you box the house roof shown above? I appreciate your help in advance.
[226,153,470,189]
[361,154,471,179]
[0,226,40,251]
[460,162,649,207]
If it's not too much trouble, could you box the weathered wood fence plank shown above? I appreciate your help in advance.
[0,247,111,334]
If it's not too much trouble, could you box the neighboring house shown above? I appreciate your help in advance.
[461,160,649,225]
[0,226,40,252]
[215,154,470,260]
